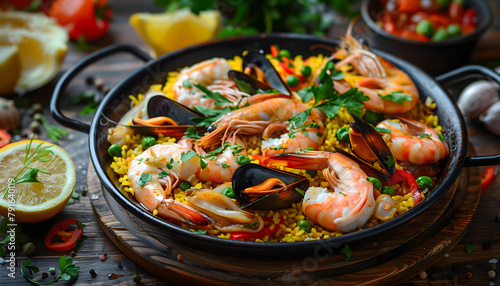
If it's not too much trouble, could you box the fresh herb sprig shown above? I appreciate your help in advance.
[378,91,412,105]
[39,115,69,143]
[21,256,79,285]
[290,62,369,130]
[3,137,53,198]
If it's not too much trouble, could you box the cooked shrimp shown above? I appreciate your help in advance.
[263,151,375,232]
[376,117,449,164]
[198,97,309,148]
[332,22,419,114]
[173,58,249,109]
[261,119,325,157]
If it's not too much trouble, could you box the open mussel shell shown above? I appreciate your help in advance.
[242,51,291,95]
[349,112,395,179]
[227,70,276,95]
[232,164,308,210]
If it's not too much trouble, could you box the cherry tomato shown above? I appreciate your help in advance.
[481,166,496,193]
[45,218,84,251]
[0,129,11,148]
[49,0,112,41]
[383,169,422,204]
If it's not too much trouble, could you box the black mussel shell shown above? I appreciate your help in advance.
[232,164,308,210]
[147,95,206,124]
[242,51,291,95]
[227,70,275,95]
[333,146,390,182]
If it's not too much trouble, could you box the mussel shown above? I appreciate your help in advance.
[232,164,309,210]
[241,51,291,95]
[228,70,277,95]
[346,112,395,180]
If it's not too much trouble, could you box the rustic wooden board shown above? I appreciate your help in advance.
[88,152,480,285]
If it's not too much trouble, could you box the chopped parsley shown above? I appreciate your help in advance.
[295,188,305,196]
[184,126,201,139]
[166,158,174,169]
[420,133,431,139]
[378,92,412,105]
[138,173,152,187]
[158,171,169,178]
[374,126,391,133]
[385,155,395,167]
[340,244,352,261]
[194,83,232,106]
[242,221,259,228]
[191,230,206,235]
[181,150,207,169]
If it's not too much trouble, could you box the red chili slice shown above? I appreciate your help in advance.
[383,169,422,204]
[0,129,11,148]
[270,45,279,57]
[230,218,284,240]
[481,166,496,193]
[45,218,84,251]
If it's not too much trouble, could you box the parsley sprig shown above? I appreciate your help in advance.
[378,91,412,105]
[21,256,79,284]
[290,62,369,130]
[39,115,69,143]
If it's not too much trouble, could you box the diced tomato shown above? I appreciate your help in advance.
[429,13,452,28]
[462,8,477,34]
[449,2,464,20]
[270,45,279,57]
[481,166,496,193]
[0,129,11,148]
[399,0,422,13]
[45,218,84,251]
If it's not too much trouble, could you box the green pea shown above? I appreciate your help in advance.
[363,110,383,125]
[178,181,191,191]
[142,136,157,150]
[278,49,291,59]
[286,75,300,87]
[297,219,312,232]
[108,144,122,158]
[436,0,450,8]
[367,177,382,191]
[416,20,435,37]
[416,176,433,190]
[336,127,349,142]
[446,24,462,37]
[236,154,251,165]
[222,187,236,199]
[381,186,395,196]
[432,27,448,42]
[301,65,312,77]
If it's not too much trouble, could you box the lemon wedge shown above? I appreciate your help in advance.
[0,11,68,95]
[130,9,221,58]
[0,46,21,95]
[0,140,76,223]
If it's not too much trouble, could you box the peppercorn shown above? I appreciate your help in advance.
[42,272,48,279]
[418,271,427,279]
[89,269,97,278]
[177,254,184,262]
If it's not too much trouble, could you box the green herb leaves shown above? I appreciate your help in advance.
[378,92,412,105]
[22,256,79,284]
[138,173,152,187]
[14,168,51,185]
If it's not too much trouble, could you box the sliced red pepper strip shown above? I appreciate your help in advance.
[0,129,11,149]
[270,45,279,57]
[481,166,496,193]
[230,218,284,240]
[278,62,305,83]
[383,169,422,204]
[45,218,84,251]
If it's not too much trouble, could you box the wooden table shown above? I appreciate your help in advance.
[2,1,500,284]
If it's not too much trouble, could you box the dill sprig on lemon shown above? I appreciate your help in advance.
[0,139,76,223]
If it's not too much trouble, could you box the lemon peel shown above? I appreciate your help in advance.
[130,9,221,58]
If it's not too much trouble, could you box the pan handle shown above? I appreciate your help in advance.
[50,45,152,134]
[435,65,500,167]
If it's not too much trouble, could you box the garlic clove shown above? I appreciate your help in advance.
[457,80,499,120]
[479,101,500,136]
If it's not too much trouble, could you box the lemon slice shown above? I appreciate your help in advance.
[0,11,68,95]
[0,46,21,95]
[130,9,221,58]
[0,140,76,223]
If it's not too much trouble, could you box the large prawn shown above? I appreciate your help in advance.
[198,97,311,148]
[128,142,244,225]
[332,22,419,114]
[262,151,375,233]
[173,58,249,109]
[376,116,449,164]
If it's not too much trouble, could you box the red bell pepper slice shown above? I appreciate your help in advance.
[0,129,11,149]
[481,166,496,193]
[270,45,279,57]
[45,218,84,251]
[279,58,305,83]
[383,169,422,204]
[448,2,464,20]
[230,218,284,240]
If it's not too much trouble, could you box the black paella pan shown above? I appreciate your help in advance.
[50,34,500,258]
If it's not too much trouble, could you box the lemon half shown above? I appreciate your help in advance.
[0,46,21,95]
[0,11,68,95]
[130,9,221,58]
[0,140,76,223]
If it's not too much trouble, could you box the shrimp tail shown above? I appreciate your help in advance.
[261,152,330,170]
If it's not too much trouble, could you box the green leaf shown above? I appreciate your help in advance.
[17,232,30,244]
[340,244,352,261]
[374,126,391,133]
[181,150,198,163]
[158,171,169,178]
[74,238,84,251]
[0,247,5,257]
[184,126,201,139]
[137,173,152,187]
[385,156,396,167]
[191,229,206,234]
[295,188,305,196]
[79,101,100,115]
[194,83,232,106]
[75,221,86,230]
[64,266,80,277]
[465,245,475,254]
[378,92,412,105]
[59,256,67,272]
[192,106,231,127]
[330,69,345,81]
[305,170,317,178]
[60,273,71,281]
[298,87,314,103]
[0,218,8,234]
[289,109,311,130]
[14,168,51,185]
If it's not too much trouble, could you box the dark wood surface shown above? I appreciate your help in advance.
[1,0,500,285]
